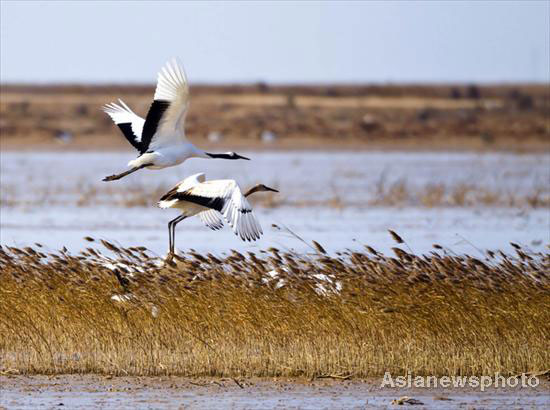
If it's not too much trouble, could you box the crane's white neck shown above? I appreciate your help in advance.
[193,147,211,159]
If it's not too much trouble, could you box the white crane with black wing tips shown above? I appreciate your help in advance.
[102,59,249,181]
[158,173,278,256]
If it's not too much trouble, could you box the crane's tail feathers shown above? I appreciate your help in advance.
[158,199,178,209]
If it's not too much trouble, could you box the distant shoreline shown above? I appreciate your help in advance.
[1,84,548,153]
[1,137,547,153]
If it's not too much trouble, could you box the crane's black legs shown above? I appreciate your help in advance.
[167,214,188,256]
[168,219,174,256]
[102,163,153,182]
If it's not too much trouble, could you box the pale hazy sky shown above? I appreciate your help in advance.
[1,1,548,84]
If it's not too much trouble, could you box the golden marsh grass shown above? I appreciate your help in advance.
[0,237,549,378]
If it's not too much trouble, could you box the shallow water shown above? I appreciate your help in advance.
[2,150,547,204]
[1,205,548,256]
[1,151,548,255]
[1,375,548,410]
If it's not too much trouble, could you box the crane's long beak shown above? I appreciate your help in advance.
[264,186,279,193]
[236,154,250,160]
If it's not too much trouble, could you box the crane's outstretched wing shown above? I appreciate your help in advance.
[103,99,145,152]
[162,180,263,241]
[140,59,190,153]
[159,181,263,241]
[198,209,224,231]
[220,183,263,241]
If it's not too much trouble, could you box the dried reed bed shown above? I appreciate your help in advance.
[1,236,549,378]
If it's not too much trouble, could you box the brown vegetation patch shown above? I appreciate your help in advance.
[2,180,547,209]
[1,84,548,151]
[1,237,548,378]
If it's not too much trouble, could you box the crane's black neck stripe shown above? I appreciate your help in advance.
[117,123,142,152]
[206,152,250,160]
[140,100,171,154]
[205,152,232,159]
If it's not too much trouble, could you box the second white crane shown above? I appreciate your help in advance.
[158,173,278,255]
